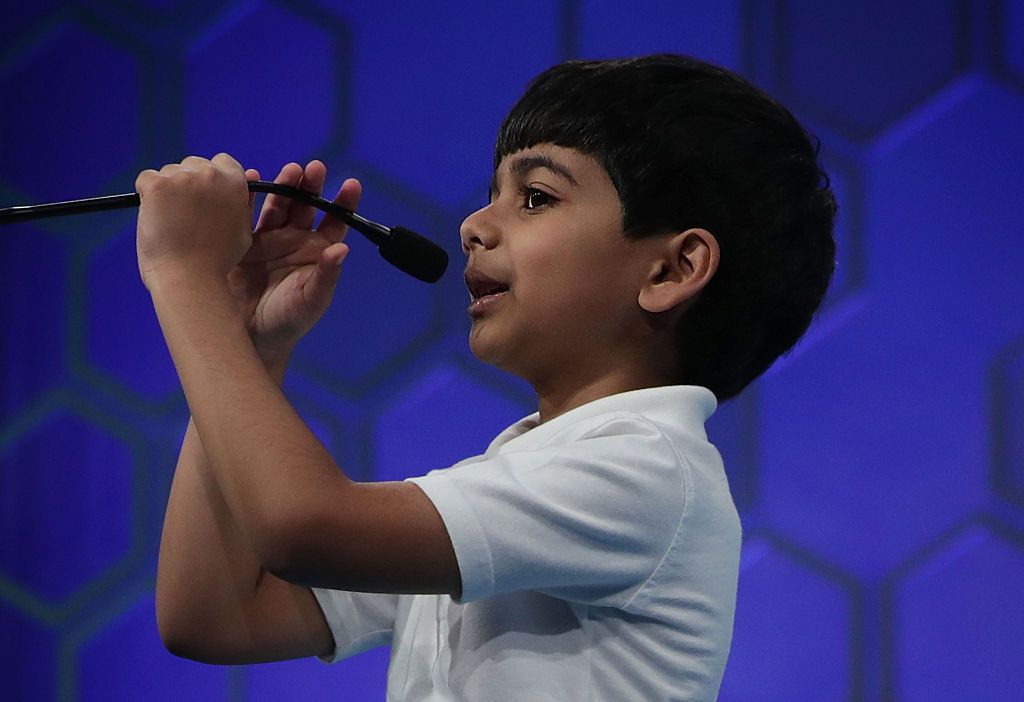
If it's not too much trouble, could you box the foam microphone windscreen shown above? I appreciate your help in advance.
[378,226,449,283]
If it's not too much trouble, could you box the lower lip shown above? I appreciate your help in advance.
[468,290,510,317]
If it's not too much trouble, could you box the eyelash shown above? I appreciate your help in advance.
[519,186,556,211]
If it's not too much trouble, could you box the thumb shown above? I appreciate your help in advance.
[319,242,349,271]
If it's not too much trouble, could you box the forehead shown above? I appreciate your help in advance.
[492,144,611,189]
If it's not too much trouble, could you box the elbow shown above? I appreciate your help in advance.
[155,576,194,659]
[156,608,235,664]
[159,629,196,662]
[154,587,220,663]
[156,605,200,661]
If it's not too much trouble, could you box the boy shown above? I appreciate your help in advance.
[140,54,835,700]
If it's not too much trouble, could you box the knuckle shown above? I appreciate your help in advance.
[135,169,157,190]
[214,152,242,169]
[148,176,176,195]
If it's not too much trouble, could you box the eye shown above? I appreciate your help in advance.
[522,187,555,210]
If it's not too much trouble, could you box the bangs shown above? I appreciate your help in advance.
[493,64,615,170]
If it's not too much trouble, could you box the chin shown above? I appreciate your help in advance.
[467,325,514,371]
[467,330,498,364]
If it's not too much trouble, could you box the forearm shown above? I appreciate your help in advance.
[139,158,459,606]
[156,417,262,654]
[149,270,351,576]
[158,340,343,660]
[155,348,285,629]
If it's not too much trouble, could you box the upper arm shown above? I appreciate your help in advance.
[408,418,686,605]
[266,480,462,598]
[162,472,459,664]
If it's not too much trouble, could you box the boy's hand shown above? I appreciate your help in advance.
[136,153,253,288]
[228,161,360,367]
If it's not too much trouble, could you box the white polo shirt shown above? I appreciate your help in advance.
[313,385,742,701]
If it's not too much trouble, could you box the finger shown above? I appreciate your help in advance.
[256,162,303,231]
[292,160,327,231]
[245,168,260,219]
[135,168,161,194]
[320,241,349,268]
[317,178,363,243]
[211,153,249,200]
[304,242,350,310]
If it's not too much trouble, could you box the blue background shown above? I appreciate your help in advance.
[2,0,1023,699]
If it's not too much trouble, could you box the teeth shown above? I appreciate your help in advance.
[469,283,508,300]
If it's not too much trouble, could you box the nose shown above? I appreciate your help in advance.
[459,203,499,255]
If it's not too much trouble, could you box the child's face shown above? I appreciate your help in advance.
[461,144,659,389]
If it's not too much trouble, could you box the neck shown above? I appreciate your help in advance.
[515,324,682,424]
[533,358,673,424]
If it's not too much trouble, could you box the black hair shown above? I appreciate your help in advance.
[495,54,837,401]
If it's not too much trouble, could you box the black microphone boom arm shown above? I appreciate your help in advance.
[0,181,449,284]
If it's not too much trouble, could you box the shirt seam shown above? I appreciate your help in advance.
[528,410,654,449]
[397,600,427,700]
[584,603,594,702]
[539,411,690,612]
[341,628,392,657]
[617,417,692,612]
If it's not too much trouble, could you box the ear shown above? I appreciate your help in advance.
[638,228,720,314]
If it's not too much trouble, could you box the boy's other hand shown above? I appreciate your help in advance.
[227,160,360,368]
[136,153,253,288]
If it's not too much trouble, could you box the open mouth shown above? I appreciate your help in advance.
[465,270,511,301]
[465,269,511,317]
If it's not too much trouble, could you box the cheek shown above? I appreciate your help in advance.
[510,223,635,319]
[520,261,627,329]
[515,251,585,310]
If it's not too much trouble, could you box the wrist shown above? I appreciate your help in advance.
[256,347,293,385]
[147,266,248,360]
[144,262,228,301]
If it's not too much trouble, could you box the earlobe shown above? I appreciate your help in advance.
[638,228,719,314]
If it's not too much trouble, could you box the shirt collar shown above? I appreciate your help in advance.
[485,385,717,455]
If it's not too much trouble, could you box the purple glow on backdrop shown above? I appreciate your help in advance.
[1,2,1022,700]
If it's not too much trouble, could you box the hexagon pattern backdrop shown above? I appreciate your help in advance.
[1,1,1022,700]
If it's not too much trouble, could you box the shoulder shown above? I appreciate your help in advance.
[408,409,698,604]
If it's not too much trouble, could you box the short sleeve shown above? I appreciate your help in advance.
[310,588,399,663]
[407,414,688,607]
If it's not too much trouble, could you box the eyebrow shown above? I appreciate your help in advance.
[489,153,580,196]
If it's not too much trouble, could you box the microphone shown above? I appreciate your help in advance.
[0,181,449,284]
